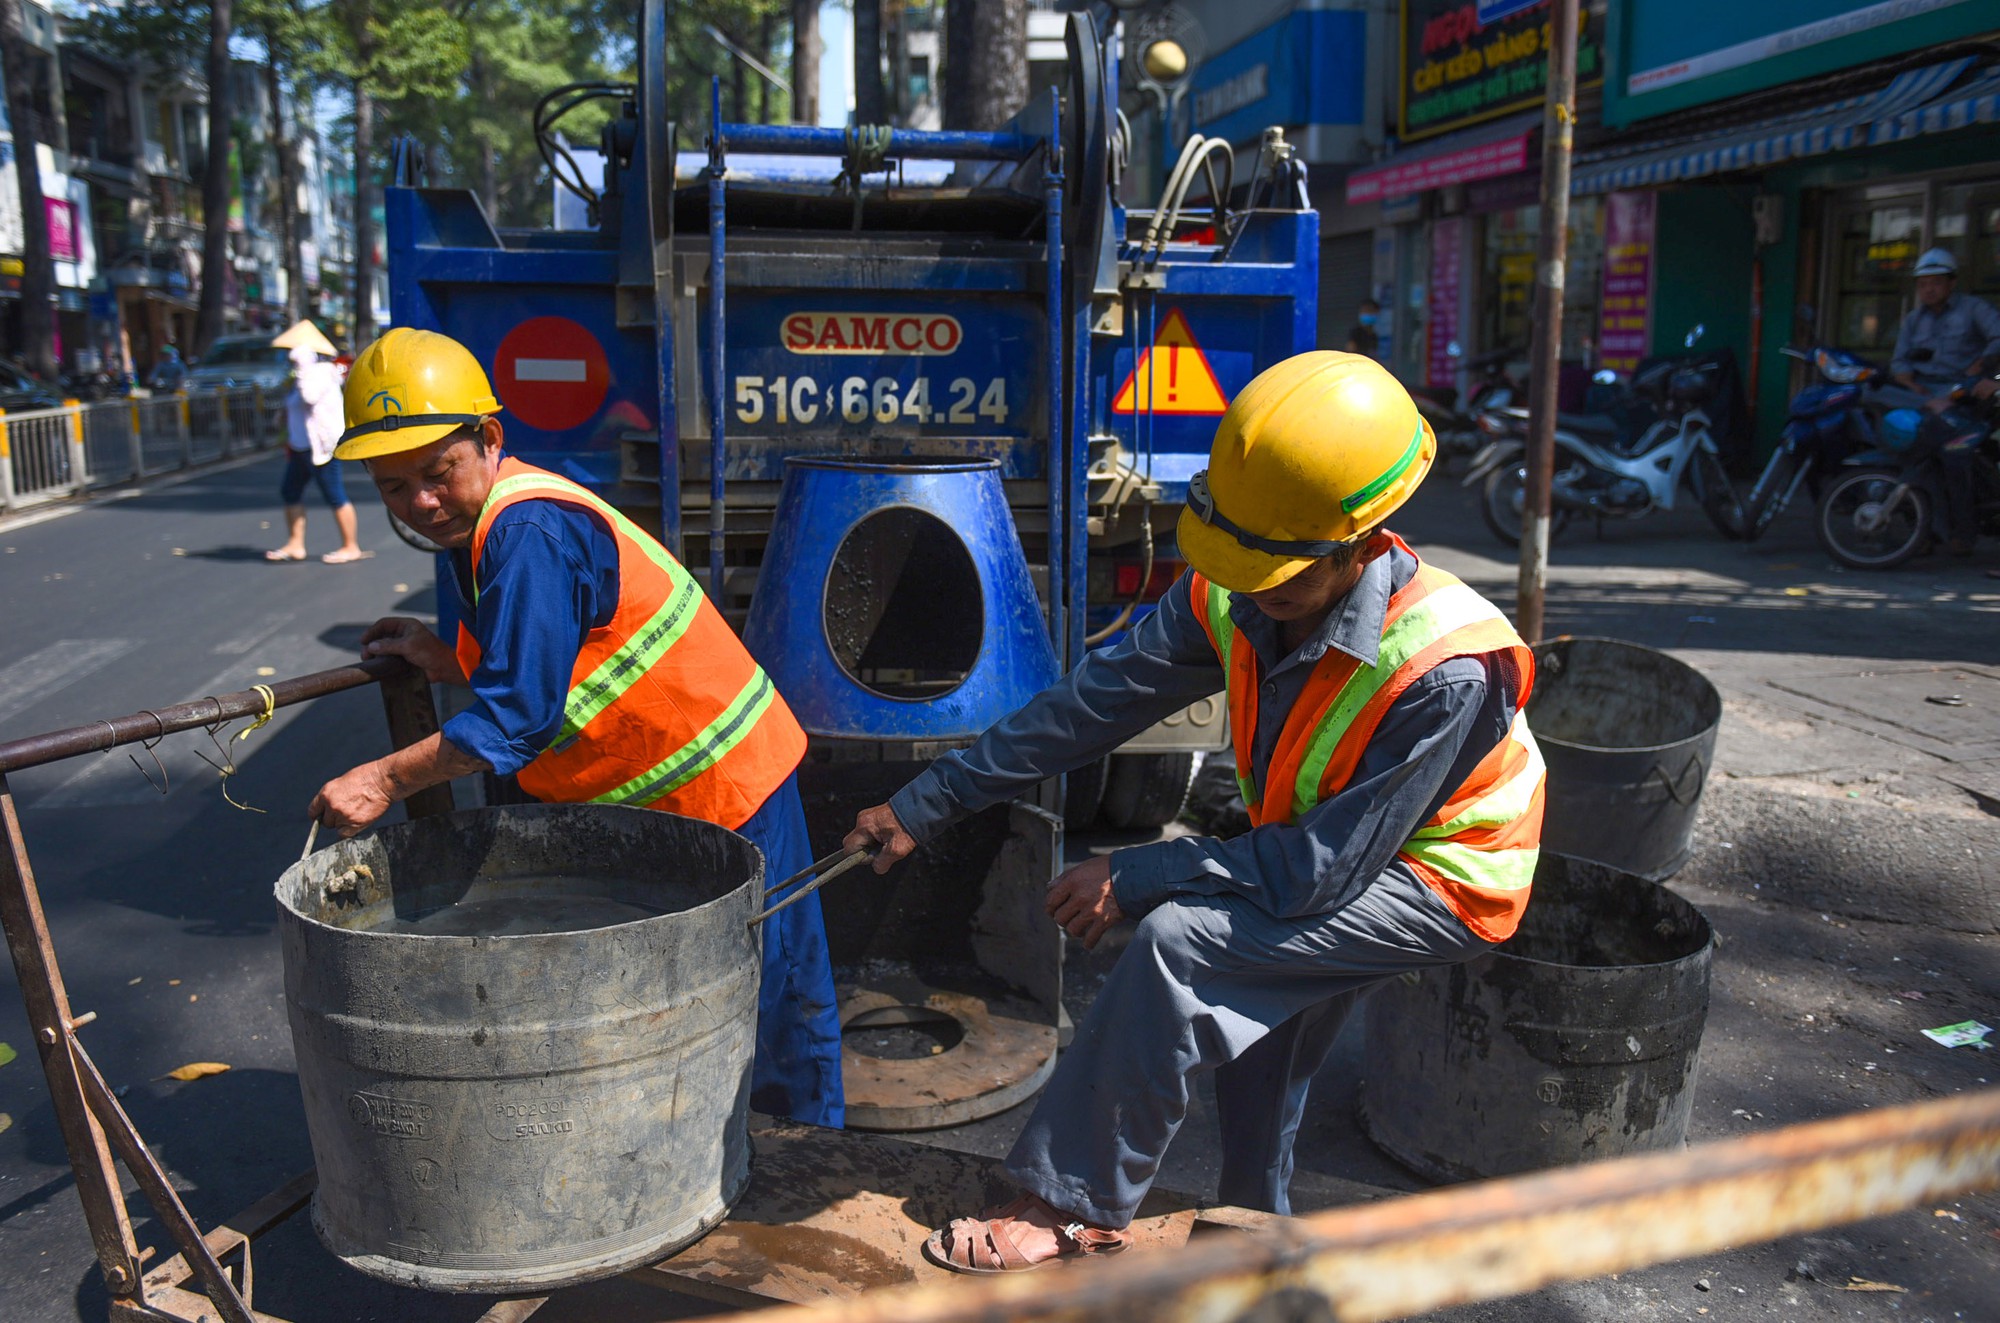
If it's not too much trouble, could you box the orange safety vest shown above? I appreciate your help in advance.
[455,458,806,830]
[1189,533,1545,941]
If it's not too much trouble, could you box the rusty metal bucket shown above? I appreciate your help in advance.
[276,804,762,1292]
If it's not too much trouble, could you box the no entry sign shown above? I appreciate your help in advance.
[494,316,610,432]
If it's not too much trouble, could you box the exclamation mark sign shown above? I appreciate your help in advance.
[1166,345,1180,405]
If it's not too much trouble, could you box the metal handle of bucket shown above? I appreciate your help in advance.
[748,846,876,928]
[1647,755,1707,806]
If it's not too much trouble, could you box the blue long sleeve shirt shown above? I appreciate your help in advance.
[440,497,620,777]
[888,540,1519,920]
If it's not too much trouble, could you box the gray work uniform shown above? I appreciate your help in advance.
[890,539,1521,1225]
[1892,292,2000,384]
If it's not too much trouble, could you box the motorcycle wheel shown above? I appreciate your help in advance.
[1689,448,1746,541]
[1481,463,1571,548]
[1741,449,1800,543]
[1815,467,1931,570]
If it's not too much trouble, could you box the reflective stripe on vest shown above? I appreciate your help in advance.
[1189,535,1543,941]
[457,460,805,828]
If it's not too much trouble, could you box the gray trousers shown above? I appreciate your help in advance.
[1004,866,1494,1227]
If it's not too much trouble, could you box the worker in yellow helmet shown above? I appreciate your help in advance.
[309,328,843,1128]
[845,352,1545,1271]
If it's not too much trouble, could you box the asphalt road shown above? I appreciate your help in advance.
[0,453,1995,1323]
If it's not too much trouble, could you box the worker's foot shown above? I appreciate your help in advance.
[921,1192,1128,1274]
[265,545,307,562]
[322,547,373,565]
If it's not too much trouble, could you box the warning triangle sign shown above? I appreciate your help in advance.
[1112,310,1229,415]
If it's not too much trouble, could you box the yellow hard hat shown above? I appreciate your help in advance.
[336,328,501,460]
[1177,351,1434,593]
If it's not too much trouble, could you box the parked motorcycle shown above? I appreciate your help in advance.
[1407,345,1523,466]
[1815,375,2000,569]
[1735,346,1911,543]
[1462,332,1740,547]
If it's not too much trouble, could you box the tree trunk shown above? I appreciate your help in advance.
[853,0,885,125]
[353,77,374,340]
[266,58,305,323]
[758,12,776,124]
[0,0,58,378]
[944,0,1025,131]
[470,51,497,218]
[790,0,820,125]
[195,0,234,356]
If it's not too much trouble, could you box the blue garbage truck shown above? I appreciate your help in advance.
[384,1,1320,1130]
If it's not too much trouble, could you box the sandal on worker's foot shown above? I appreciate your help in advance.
[921,1194,1128,1275]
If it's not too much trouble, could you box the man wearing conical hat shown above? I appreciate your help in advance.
[306,327,844,1128]
[845,352,1546,1271]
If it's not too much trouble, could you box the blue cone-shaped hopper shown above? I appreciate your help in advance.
[743,457,1059,741]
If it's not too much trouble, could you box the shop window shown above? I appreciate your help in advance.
[1480,198,1603,361]
[1936,182,2000,303]
[1828,195,1922,354]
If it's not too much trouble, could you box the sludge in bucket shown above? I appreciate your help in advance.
[275,803,761,1292]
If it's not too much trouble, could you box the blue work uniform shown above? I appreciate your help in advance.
[441,492,844,1128]
[1893,292,2000,384]
[889,539,1516,1223]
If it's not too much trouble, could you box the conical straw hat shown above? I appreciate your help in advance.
[271,319,337,357]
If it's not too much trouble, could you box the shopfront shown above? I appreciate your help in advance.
[1581,0,2000,447]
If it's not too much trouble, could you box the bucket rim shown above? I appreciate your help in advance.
[274,803,763,941]
[1489,856,1716,972]
[1529,634,1722,755]
[783,453,1001,475]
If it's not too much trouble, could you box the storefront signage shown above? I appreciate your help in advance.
[1604,0,1987,126]
[1399,0,1602,142]
[1193,64,1270,128]
[1346,130,1531,203]
[1597,193,1657,374]
[1477,0,1544,21]
[46,198,77,262]
[1189,9,1366,146]
[1427,217,1466,389]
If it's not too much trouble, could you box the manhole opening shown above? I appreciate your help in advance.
[842,1005,966,1059]
[824,507,983,700]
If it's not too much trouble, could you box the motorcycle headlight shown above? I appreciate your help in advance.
[1815,349,1871,385]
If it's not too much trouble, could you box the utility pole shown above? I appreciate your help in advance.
[1515,0,1580,644]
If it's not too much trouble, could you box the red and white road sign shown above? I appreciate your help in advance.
[494,316,610,432]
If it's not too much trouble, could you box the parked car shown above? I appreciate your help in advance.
[185,335,294,392]
[0,359,64,412]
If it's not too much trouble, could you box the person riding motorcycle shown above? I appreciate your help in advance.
[1893,250,2000,553]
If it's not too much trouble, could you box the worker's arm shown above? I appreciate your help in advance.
[1967,297,2000,376]
[1110,655,1514,921]
[1891,310,1920,386]
[311,502,615,835]
[310,732,489,836]
[859,573,1225,861]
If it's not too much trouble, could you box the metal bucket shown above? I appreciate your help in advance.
[1360,854,1713,1183]
[741,456,1059,741]
[276,804,761,1292]
[1528,636,1722,881]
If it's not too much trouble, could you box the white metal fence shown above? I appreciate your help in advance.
[0,386,286,513]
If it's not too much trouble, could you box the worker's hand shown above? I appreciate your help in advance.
[845,804,917,874]
[1973,377,1999,401]
[1046,854,1123,951]
[1895,371,1920,391]
[361,616,465,685]
[309,761,395,839]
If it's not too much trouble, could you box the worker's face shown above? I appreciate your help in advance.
[366,419,504,549]
[1916,274,1953,309]
[1241,550,1365,623]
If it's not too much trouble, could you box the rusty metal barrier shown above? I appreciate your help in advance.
[715,1088,2000,1323]
[0,658,448,1323]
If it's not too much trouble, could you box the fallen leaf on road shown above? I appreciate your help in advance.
[171,548,187,556]
[0,1042,15,1067]
[160,1062,229,1082]
[1783,586,1810,597]
[1934,1208,1963,1221]
[168,979,181,986]
[255,667,276,677]
[1838,1278,1905,1293]
[0,1113,11,1135]
[128,977,142,985]
[394,583,409,593]
[189,994,198,1003]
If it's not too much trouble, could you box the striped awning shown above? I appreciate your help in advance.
[1573,58,1996,195]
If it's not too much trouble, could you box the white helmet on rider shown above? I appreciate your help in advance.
[1914,248,1958,278]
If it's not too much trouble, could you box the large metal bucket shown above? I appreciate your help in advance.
[276,804,761,1292]
[741,456,1059,741]
[1528,636,1722,881]
[1360,854,1713,1183]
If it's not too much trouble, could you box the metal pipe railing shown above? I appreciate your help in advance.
[718,1088,2000,1323]
[714,122,1039,161]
